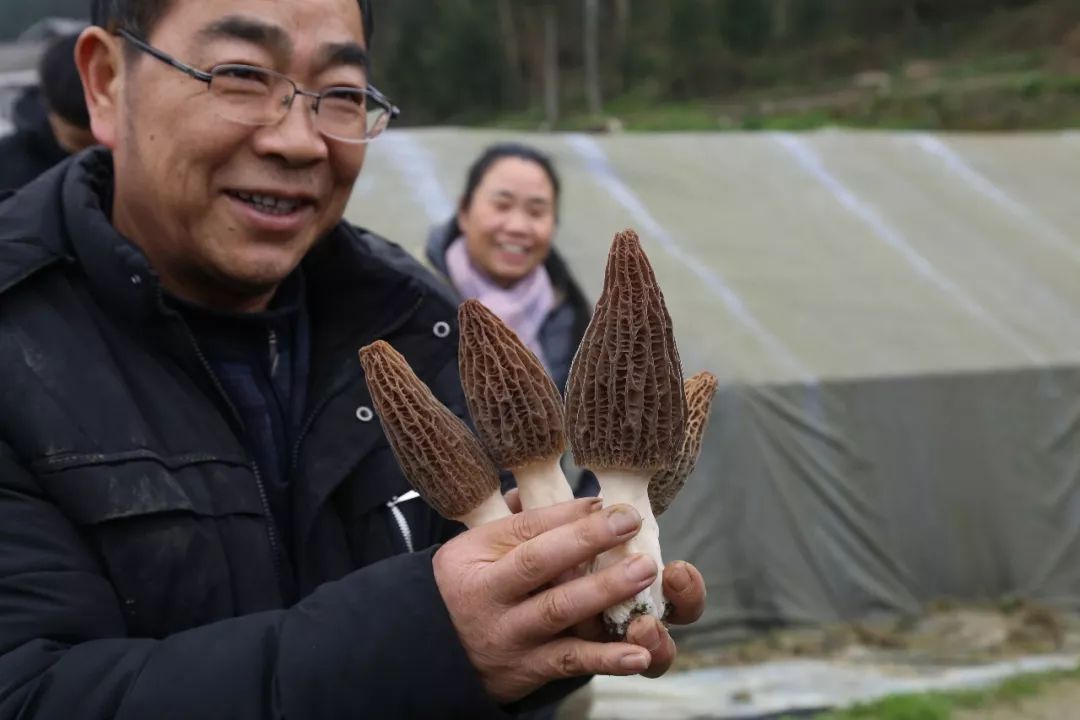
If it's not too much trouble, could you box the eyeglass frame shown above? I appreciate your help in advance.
[114,28,401,144]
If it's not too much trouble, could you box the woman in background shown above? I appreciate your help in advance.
[427,142,597,500]
[426,142,590,393]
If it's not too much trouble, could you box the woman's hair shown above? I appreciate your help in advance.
[459,143,561,217]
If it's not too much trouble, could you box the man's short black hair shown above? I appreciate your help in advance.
[39,33,91,129]
[90,0,374,46]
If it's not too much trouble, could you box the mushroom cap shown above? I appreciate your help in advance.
[458,300,566,469]
[649,371,719,516]
[359,340,500,520]
[565,229,687,473]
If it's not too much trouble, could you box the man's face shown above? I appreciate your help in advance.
[109,0,368,308]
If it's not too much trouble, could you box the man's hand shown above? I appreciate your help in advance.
[502,488,708,679]
[433,499,661,703]
[621,561,706,677]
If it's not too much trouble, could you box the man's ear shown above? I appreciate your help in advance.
[75,27,125,149]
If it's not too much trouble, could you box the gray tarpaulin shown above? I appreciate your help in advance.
[347,129,1080,650]
[662,368,1080,648]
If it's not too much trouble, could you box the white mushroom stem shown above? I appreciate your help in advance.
[456,491,513,528]
[512,456,575,510]
[592,469,666,635]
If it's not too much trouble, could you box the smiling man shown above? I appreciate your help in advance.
[0,1,706,718]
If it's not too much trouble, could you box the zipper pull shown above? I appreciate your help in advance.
[268,328,280,378]
[387,490,420,508]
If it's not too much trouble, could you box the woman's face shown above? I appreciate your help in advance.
[457,157,557,288]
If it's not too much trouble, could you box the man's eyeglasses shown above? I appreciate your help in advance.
[116,29,400,144]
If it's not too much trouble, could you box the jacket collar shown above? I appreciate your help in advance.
[424,217,456,276]
[61,149,163,324]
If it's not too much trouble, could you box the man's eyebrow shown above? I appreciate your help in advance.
[318,42,369,72]
[196,16,292,59]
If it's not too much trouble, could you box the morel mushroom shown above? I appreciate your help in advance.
[649,372,718,516]
[359,340,510,528]
[458,300,575,510]
[564,229,687,636]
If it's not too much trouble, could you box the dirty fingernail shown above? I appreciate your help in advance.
[625,555,658,583]
[607,506,641,536]
[620,651,650,672]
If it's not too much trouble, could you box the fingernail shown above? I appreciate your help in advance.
[625,555,658,583]
[668,562,692,593]
[607,506,641,536]
[620,651,650,672]
[641,621,663,652]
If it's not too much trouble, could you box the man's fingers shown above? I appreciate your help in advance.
[504,488,522,514]
[528,638,652,682]
[508,552,658,638]
[626,615,677,678]
[662,561,706,625]
[478,498,602,551]
[489,505,643,600]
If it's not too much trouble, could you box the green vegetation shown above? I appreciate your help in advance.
[5,0,1078,131]
[809,665,1080,720]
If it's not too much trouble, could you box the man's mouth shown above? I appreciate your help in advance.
[226,190,308,216]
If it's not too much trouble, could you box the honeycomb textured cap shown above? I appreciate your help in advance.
[565,229,687,472]
[458,300,566,469]
[650,372,719,516]
[359,340,500,519]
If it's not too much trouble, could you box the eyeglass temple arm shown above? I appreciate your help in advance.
[116,29,214,84]
[366,85,400,119]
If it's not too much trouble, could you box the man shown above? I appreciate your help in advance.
[0,0,706,717]
[0,32,96,190]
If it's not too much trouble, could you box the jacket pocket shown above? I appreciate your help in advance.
[34,450,278,637]
[34,450,265,522]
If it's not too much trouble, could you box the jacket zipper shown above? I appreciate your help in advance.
[386,490,419,553]
[170,305,284,591]
[268,329,280,378]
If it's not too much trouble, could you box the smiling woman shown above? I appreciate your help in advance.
[426,143,591,394]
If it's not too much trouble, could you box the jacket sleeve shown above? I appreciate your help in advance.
[0,441,507,720]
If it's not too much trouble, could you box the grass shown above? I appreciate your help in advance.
[493,93,1080,133]
[488,66,1080,134]
[808,666,1080,720]
[484,0,1080,134]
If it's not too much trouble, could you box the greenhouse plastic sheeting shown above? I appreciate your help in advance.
[347,129,1080,648]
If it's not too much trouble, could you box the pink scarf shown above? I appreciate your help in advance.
[446,237,557,372]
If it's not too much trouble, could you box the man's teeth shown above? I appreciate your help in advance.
[234,191,301,215]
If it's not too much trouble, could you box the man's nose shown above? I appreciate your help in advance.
[253,94,329,164]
